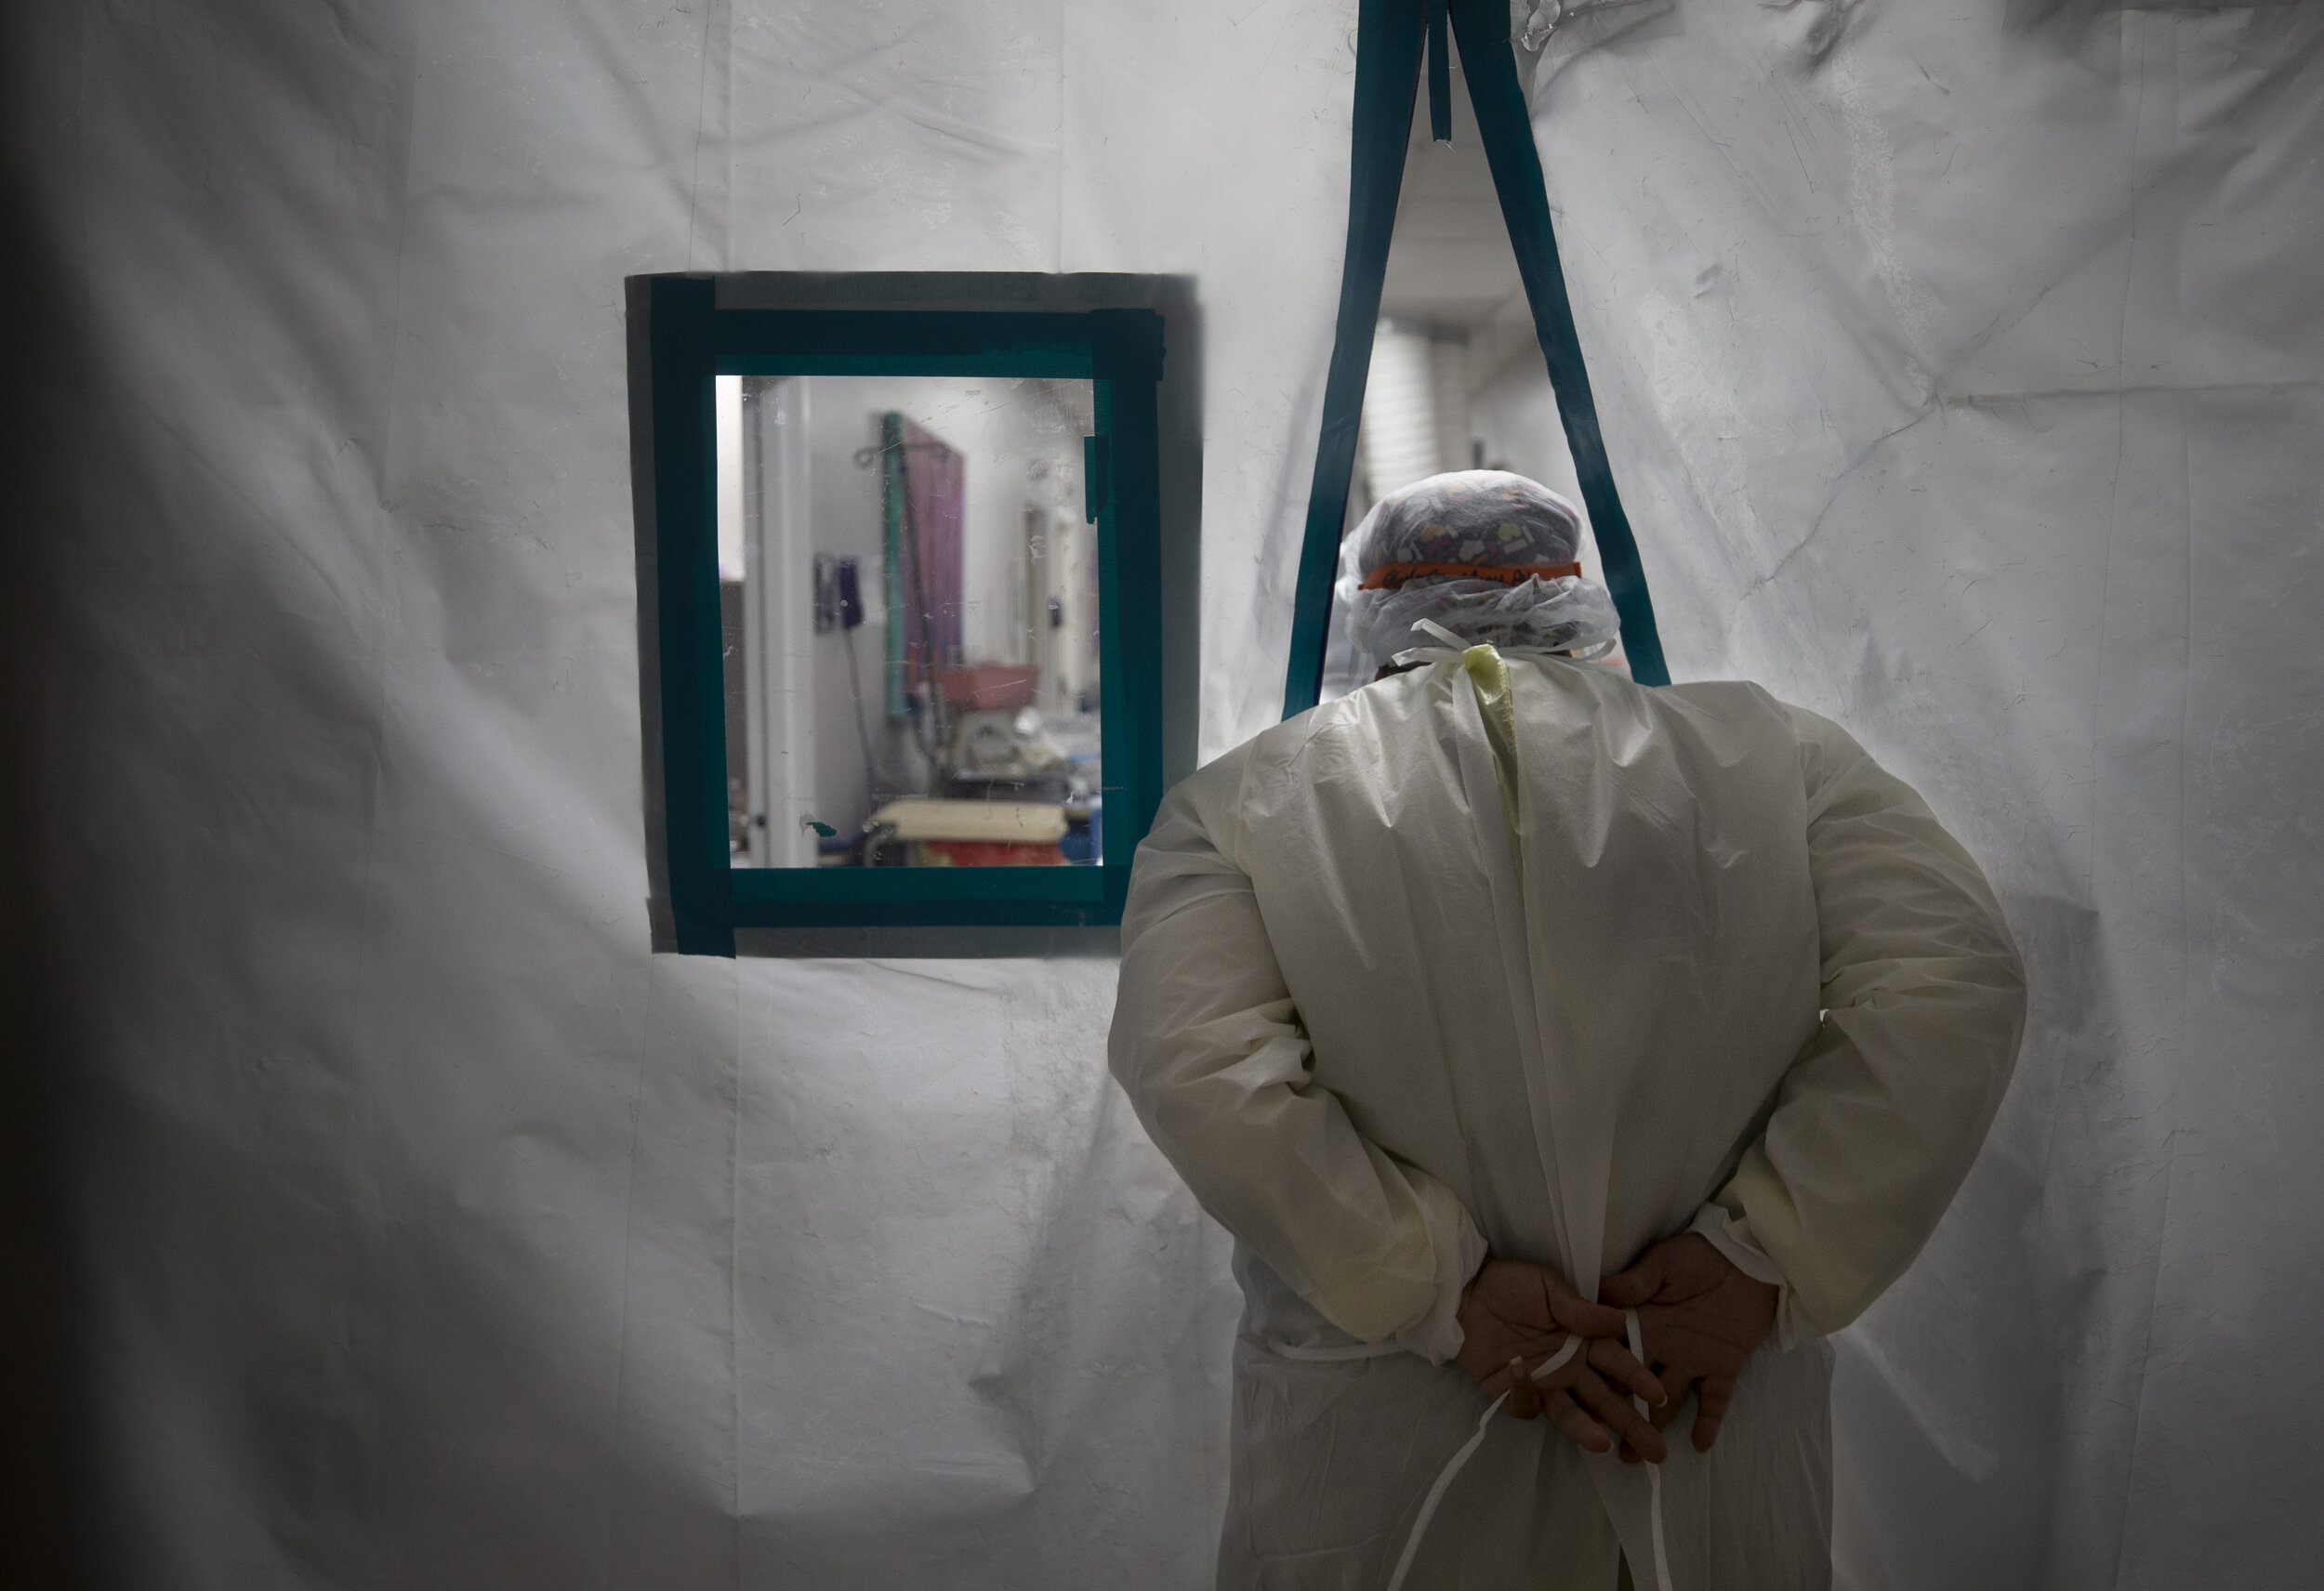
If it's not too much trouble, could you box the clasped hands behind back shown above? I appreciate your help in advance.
[1453,1232,1781,1465]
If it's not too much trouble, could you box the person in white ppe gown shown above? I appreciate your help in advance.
[1110,471,2027,1591]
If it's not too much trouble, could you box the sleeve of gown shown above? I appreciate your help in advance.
[1708,706,2028,1345]
[1108,769,1487,1361]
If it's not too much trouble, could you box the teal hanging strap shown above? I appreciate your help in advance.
[1279,0,1427,722]
[1280,0,1668,717]
[1426,0,1453,142]
[1447,0,1667,686]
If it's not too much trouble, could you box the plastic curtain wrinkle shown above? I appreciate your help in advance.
[1521,2,1564,52]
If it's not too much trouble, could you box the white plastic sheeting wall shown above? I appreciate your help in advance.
[6,2,1354,1584]
[1523,5,2324,1587]
[7,1,2318,1588]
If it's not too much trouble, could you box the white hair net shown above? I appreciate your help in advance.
[1338,470,1622,668]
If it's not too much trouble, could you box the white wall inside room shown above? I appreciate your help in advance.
[739,374,1093,840]
[789,375,1088,672]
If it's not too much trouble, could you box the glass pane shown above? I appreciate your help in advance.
[717,374,1103,869]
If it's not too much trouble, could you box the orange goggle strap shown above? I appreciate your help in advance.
[1357,560,1581,593]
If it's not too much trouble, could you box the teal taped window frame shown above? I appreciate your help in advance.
[625,275,1171,955]
[1281,0,1670,718]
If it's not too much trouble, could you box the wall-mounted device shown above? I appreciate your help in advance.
[812,553,840,633]
[836,557,864,630]
[812,554,865,635]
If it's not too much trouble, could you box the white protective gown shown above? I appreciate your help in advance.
[1110,648,2026,1591]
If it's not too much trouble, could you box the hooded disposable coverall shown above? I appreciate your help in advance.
[1109,650,2026,1590]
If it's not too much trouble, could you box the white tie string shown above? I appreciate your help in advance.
[1626,1307,1675,1591]
[1380,1335,1582,1591]
[1343,1314,1676,1591]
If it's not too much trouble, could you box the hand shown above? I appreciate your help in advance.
[1599,1233,1779,1458]
[1456,1256,1670,1462]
